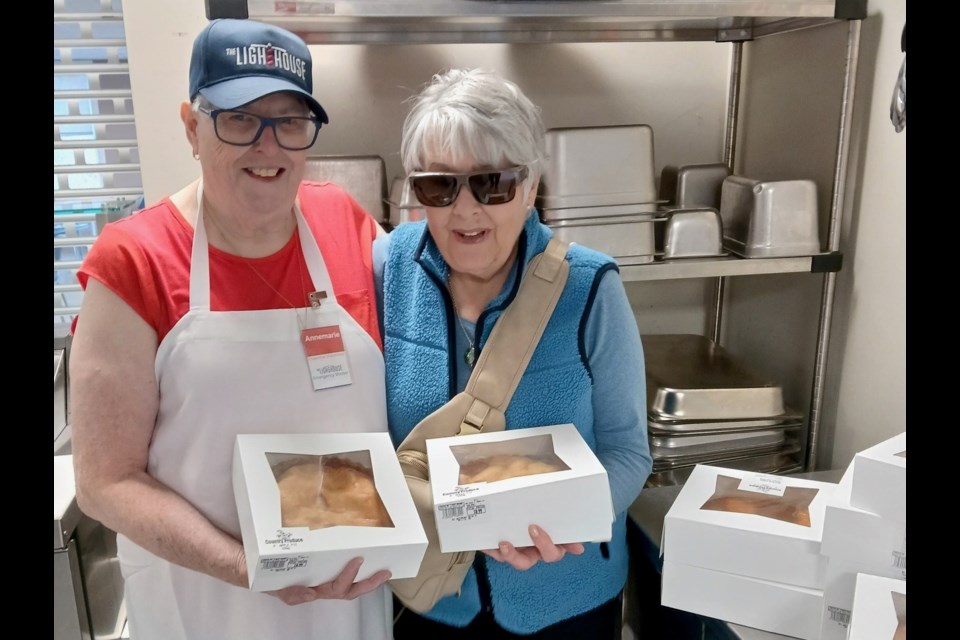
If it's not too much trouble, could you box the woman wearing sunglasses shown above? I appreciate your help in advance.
[375,68,652,639]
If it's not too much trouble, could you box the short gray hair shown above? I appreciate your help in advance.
[400,68,546,181]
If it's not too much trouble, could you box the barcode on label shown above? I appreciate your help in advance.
[260,556,307,571]
[440,505,465,519]
[827,606,850,625]
[261,558,291,570]
[892,551,906,570]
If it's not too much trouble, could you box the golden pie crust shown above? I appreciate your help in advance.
[277,457,392,529]
[458,454,565,484]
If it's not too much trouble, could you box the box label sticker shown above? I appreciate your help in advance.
[438,499,487,521]
[826,606,851,628]
[892,534,906,577]
[738,473,787,496]
[260,555,309,573]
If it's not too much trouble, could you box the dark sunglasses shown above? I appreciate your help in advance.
[409,166,529,207]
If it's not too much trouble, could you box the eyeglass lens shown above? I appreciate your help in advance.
[412,169,524,207]
[212,110,319,150]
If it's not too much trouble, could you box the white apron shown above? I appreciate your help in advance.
[116,190,392,640]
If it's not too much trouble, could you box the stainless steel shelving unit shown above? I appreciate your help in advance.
[209,0,856,44]
[206,0,866,471]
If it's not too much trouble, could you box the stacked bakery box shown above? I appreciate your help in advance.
[847,574,906,639]
[537,125,661,265]
[661,464,837,639]
[641,334,805,488]
[819,431,906,639]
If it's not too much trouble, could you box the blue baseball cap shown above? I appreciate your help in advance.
[189,19,329,124]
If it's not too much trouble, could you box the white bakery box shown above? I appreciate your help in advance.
[818,459,906,640]
[233,433,428,592]
[661,560,824,640]
[846,573,907,640]
[661,464,837,589]
[849,430,906,524]
[821,461,906,577]
[820,557,907,640]
[425,424,614,553]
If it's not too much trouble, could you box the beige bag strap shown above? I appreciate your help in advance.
[456,237,570,435]
[395,236,569,462]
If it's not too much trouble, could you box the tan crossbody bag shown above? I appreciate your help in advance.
[389,237,570,613]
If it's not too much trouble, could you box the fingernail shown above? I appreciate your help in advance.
[499,542,510,554]
[529,525,540,537]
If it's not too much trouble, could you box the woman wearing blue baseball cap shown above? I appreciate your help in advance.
[70,19,393,640]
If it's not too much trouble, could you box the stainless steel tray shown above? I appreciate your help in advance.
[648,416,802,434]
[651,441,800,471]
[645,449,803,488]
[642,334,787,420]
[650,429,787,450]
[304,155,388,223]
[547,214,656,263]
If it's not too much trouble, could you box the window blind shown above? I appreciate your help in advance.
[54,0,142,326]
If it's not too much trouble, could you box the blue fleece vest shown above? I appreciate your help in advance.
[383,212,629,633]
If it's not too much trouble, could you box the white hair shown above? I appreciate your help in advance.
[400,68,546,193]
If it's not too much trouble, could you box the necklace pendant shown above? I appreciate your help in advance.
[465,346,476,367]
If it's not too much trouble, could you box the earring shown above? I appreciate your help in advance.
[192,151,200,161]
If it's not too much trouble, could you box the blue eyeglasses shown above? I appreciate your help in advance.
[199,107,322,151]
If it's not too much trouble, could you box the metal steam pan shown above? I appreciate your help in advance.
[642,334,786,421]
[547,213,656,264]
[650,441,801,472]
[304,155,388,223]
[650,430,790,461]
[648,415,802,435]
[645,449,802,488]
[539,124,657,209]
[650,429,787,450]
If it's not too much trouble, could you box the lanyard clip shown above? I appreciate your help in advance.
[308,291,328,309]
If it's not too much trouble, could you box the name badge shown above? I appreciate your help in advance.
[301,324,352,390]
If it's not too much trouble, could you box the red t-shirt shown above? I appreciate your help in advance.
[76,180,382,348]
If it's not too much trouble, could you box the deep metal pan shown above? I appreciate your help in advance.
[642,334,788,421]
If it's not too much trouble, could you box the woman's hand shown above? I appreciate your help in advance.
[267,557,391,605]
[481,524,585,571]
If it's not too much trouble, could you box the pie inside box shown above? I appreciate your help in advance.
[426,424,614,553]
[662,463,837,589]
[233,433,427,592]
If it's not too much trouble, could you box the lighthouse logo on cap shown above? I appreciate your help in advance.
[226,43,307,83]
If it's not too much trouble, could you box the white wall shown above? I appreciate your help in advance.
[122,0,906,472]
[820,0,907,468]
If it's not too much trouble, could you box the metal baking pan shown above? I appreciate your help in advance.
[384,177,425,227]
[645,449,803,488]
[547,214,656,264]
[648,415,802,435]
[304,155,388,223]
[661,207,724,259]
[650,429,787,450]
[642,334,787,421]
[650,430,790,461]
[539,124,657,209]
[658,162,730,209]
[538,201,660,222]
[651,441,794,465]
[719,175,821,258]
[650,441,801,472]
